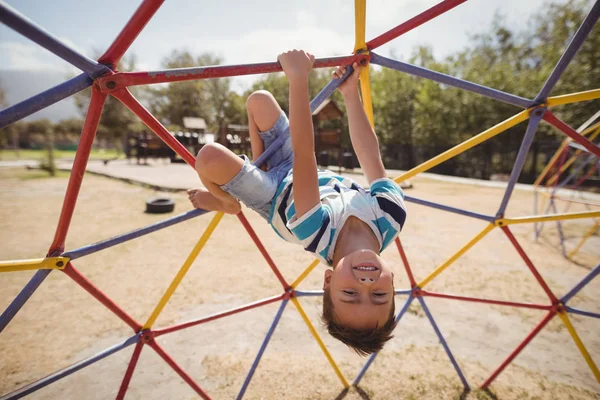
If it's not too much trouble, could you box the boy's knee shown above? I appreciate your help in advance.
[246,90,277,113]
[195,143,226,174]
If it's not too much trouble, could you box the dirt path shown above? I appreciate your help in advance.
[0,168,598,399]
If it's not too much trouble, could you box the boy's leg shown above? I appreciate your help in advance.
[189,143,244,214]
[246,90,284,164]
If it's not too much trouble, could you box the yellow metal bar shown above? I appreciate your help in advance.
[0,256,69,273]
[353,0,367,53]
[360,67,375,127]
[547,89,600,108]
[534,139,570,186]
[291,297,350,388]
[567,220,599,258]
[501,211,600,226]
[291,259,320,289]
[558,312,600,384]
[143,212,224,329]
[394,109,530,183]
[418,224,495,288]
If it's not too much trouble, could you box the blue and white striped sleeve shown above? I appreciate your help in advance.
[370,178,407,230]
[287,203,333,254]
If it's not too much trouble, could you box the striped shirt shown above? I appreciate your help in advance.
[269,170,407,265]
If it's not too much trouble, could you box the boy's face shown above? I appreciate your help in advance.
[323,249,394,329]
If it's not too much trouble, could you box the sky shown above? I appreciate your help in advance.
[0,0,583,97]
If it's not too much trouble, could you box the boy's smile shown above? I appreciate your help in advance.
[324,249,395,329]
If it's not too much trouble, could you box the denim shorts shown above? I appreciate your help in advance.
[220,111,293,220]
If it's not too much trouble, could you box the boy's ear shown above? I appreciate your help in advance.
[322,269,332,290]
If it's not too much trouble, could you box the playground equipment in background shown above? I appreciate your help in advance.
[533,110,600,259]
[1,0,599,398]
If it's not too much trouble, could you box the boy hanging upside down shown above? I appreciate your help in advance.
[188,50,407,355]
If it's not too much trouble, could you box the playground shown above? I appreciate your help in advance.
[1,0,599,398]
[0,167,598,399]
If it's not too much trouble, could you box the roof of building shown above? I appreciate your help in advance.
[183,117,207,130]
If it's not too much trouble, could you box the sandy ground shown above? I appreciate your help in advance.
[0,167,599,400]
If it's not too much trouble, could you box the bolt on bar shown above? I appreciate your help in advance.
[0,1,110,77]
[0,73,92,129]
[371,53,532,108]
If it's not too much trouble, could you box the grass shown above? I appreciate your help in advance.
[0,148,121,161]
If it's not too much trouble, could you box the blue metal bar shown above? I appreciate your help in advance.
[418,296,470,390]
[293,289,323,297]
[0,1,110,77]
[237,299,288,400]
[0,334,140,400]
[497,108,546,216]
[405,195,495,222]
[353,295,415,386]
[534,1,600,102]
[0,269,51,334]
[63,208,209,260]
[0,73,92,129]
[370,53,533,109]
[253,66,353,169]
[566,306,600,320]
[561,263,600,304]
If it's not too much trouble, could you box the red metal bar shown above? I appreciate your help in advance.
[501,226,559,304]
[62,263,142,331]
[148,340,211,400]
[421,291,552,311]
[97,54,367,91]
[366,0,467,51]
[544,112,600,158]
[236,212,290,290]
[112,88,196,166]
[395,238,417,287]
[154,294,284,337]
[481,311,555,388]
[48,89,107,254]
[572,163,598,189]
[98,0,165,67]
[116,341,144,400]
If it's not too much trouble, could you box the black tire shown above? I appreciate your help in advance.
[146,198,175,214]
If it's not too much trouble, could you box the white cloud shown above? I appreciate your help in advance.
[0,40,84,74]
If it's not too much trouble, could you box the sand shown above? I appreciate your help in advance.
[0,167,598,400]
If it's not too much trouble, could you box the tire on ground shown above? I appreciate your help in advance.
[145,198,175,214]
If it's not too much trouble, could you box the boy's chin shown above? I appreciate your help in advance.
[336,249,382,269]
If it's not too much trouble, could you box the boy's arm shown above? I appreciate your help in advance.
[337,64,386,184]
[279,50,320,218]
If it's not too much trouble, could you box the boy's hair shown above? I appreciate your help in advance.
[321,287,397,356]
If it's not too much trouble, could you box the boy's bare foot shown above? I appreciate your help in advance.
[187,188,241,214]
